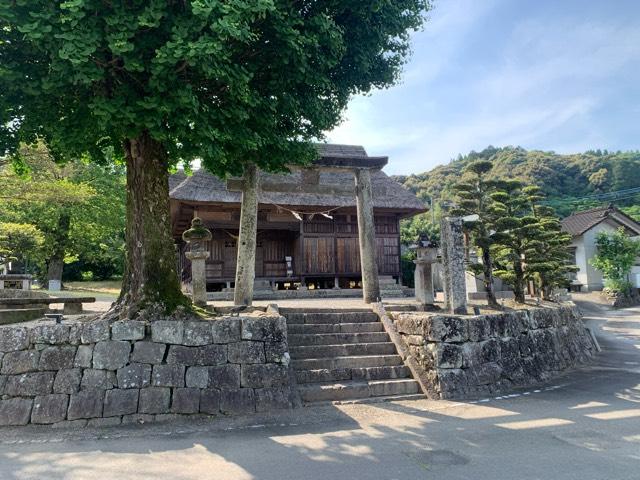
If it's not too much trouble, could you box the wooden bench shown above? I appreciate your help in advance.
[0,296,96,314]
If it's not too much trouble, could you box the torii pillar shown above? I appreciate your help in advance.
[354,168,380,303]
[310,154,388,305]
[234,163,259,306]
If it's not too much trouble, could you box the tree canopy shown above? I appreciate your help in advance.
[1,1,429,173]
[0,142,125,284]
[0,222,45,272]
[396,146,640,223]
[451,160,501,307]
[590,228,640,294]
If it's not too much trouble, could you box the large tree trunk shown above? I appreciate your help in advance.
[46,212,70,290]
[114,131,190,318]
[481,247,500,309]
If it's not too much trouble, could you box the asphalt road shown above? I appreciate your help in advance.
[0,296,638,480]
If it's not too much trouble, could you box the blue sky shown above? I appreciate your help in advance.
[326,0,640,175]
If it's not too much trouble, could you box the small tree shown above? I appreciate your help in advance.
[1,143,124,285]
[0,222,45,273]
[490,180,536,303]
[590,228,640,295]
[452,160,500,308]
[523,186,577,300]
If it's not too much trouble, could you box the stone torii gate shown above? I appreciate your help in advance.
[228,154,389,306]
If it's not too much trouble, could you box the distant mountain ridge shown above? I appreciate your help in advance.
[393,146,640,219]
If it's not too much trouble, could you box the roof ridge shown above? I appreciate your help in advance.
[565,205,610,217]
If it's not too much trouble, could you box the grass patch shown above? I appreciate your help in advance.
[64,280,122,296]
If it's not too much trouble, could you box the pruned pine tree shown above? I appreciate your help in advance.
[522,186,577,300]
[490,180,539,303]
[451,160,500,308]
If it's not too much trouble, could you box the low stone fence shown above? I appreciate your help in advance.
[0,313,296,427]
[0,289,48,302]
[392,304,597,399]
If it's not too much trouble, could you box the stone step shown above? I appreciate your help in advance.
[298,379,420,403]
[287,322,384,335]
[369,378,420,397]
[384,304,420,312]
[280,308,373,314]
[288,332,390,346]
[285,312,379,325]
[291,354,404,371]
[290,342,397,359]
[329,393,426,405]
[352,365,411,381]
[296,365,411,384]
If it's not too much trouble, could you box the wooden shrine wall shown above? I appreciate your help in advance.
[301,213,400,277]
[178,211,402,282]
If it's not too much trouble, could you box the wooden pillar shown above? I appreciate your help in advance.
[354,168,380,303]
[299,216,306,289]
[234,164,259,306]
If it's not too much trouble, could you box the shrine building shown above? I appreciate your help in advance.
[169,144,426,293]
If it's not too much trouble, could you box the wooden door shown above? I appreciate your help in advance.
[223,240,237,278]
[263,237,288,277]
[303,237,334,274]
[336,237,361,274]
[376,236,400,275]
[205,239,224,278]
[255,241,264,277]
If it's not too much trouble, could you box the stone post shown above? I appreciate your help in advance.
[234,163,259,306]
[182,217,212,307]
[413,247,438,306]
[440,216,468,314]
[354,168,380,304]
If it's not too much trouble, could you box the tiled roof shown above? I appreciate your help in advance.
[561,205,640,236]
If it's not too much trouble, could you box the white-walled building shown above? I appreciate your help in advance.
[561,205,640,292]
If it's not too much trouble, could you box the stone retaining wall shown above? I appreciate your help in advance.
[392,304,597,399]
[0,313,296,427]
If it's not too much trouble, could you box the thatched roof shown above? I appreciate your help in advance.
[169,144,426,213]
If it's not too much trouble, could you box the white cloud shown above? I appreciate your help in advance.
[326,0,640,175]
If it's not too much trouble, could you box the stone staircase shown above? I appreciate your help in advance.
[282,308,422,404]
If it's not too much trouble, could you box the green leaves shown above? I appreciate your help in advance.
[590,228,640,294]
[450,159,576,302]
[1,0,429,175]
[0,142,125,281]
[0,222,45,267]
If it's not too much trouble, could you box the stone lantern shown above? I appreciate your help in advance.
[411,235,438,306]
[182,217,212,307]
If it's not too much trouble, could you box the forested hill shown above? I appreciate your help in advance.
[393,146,640,219]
